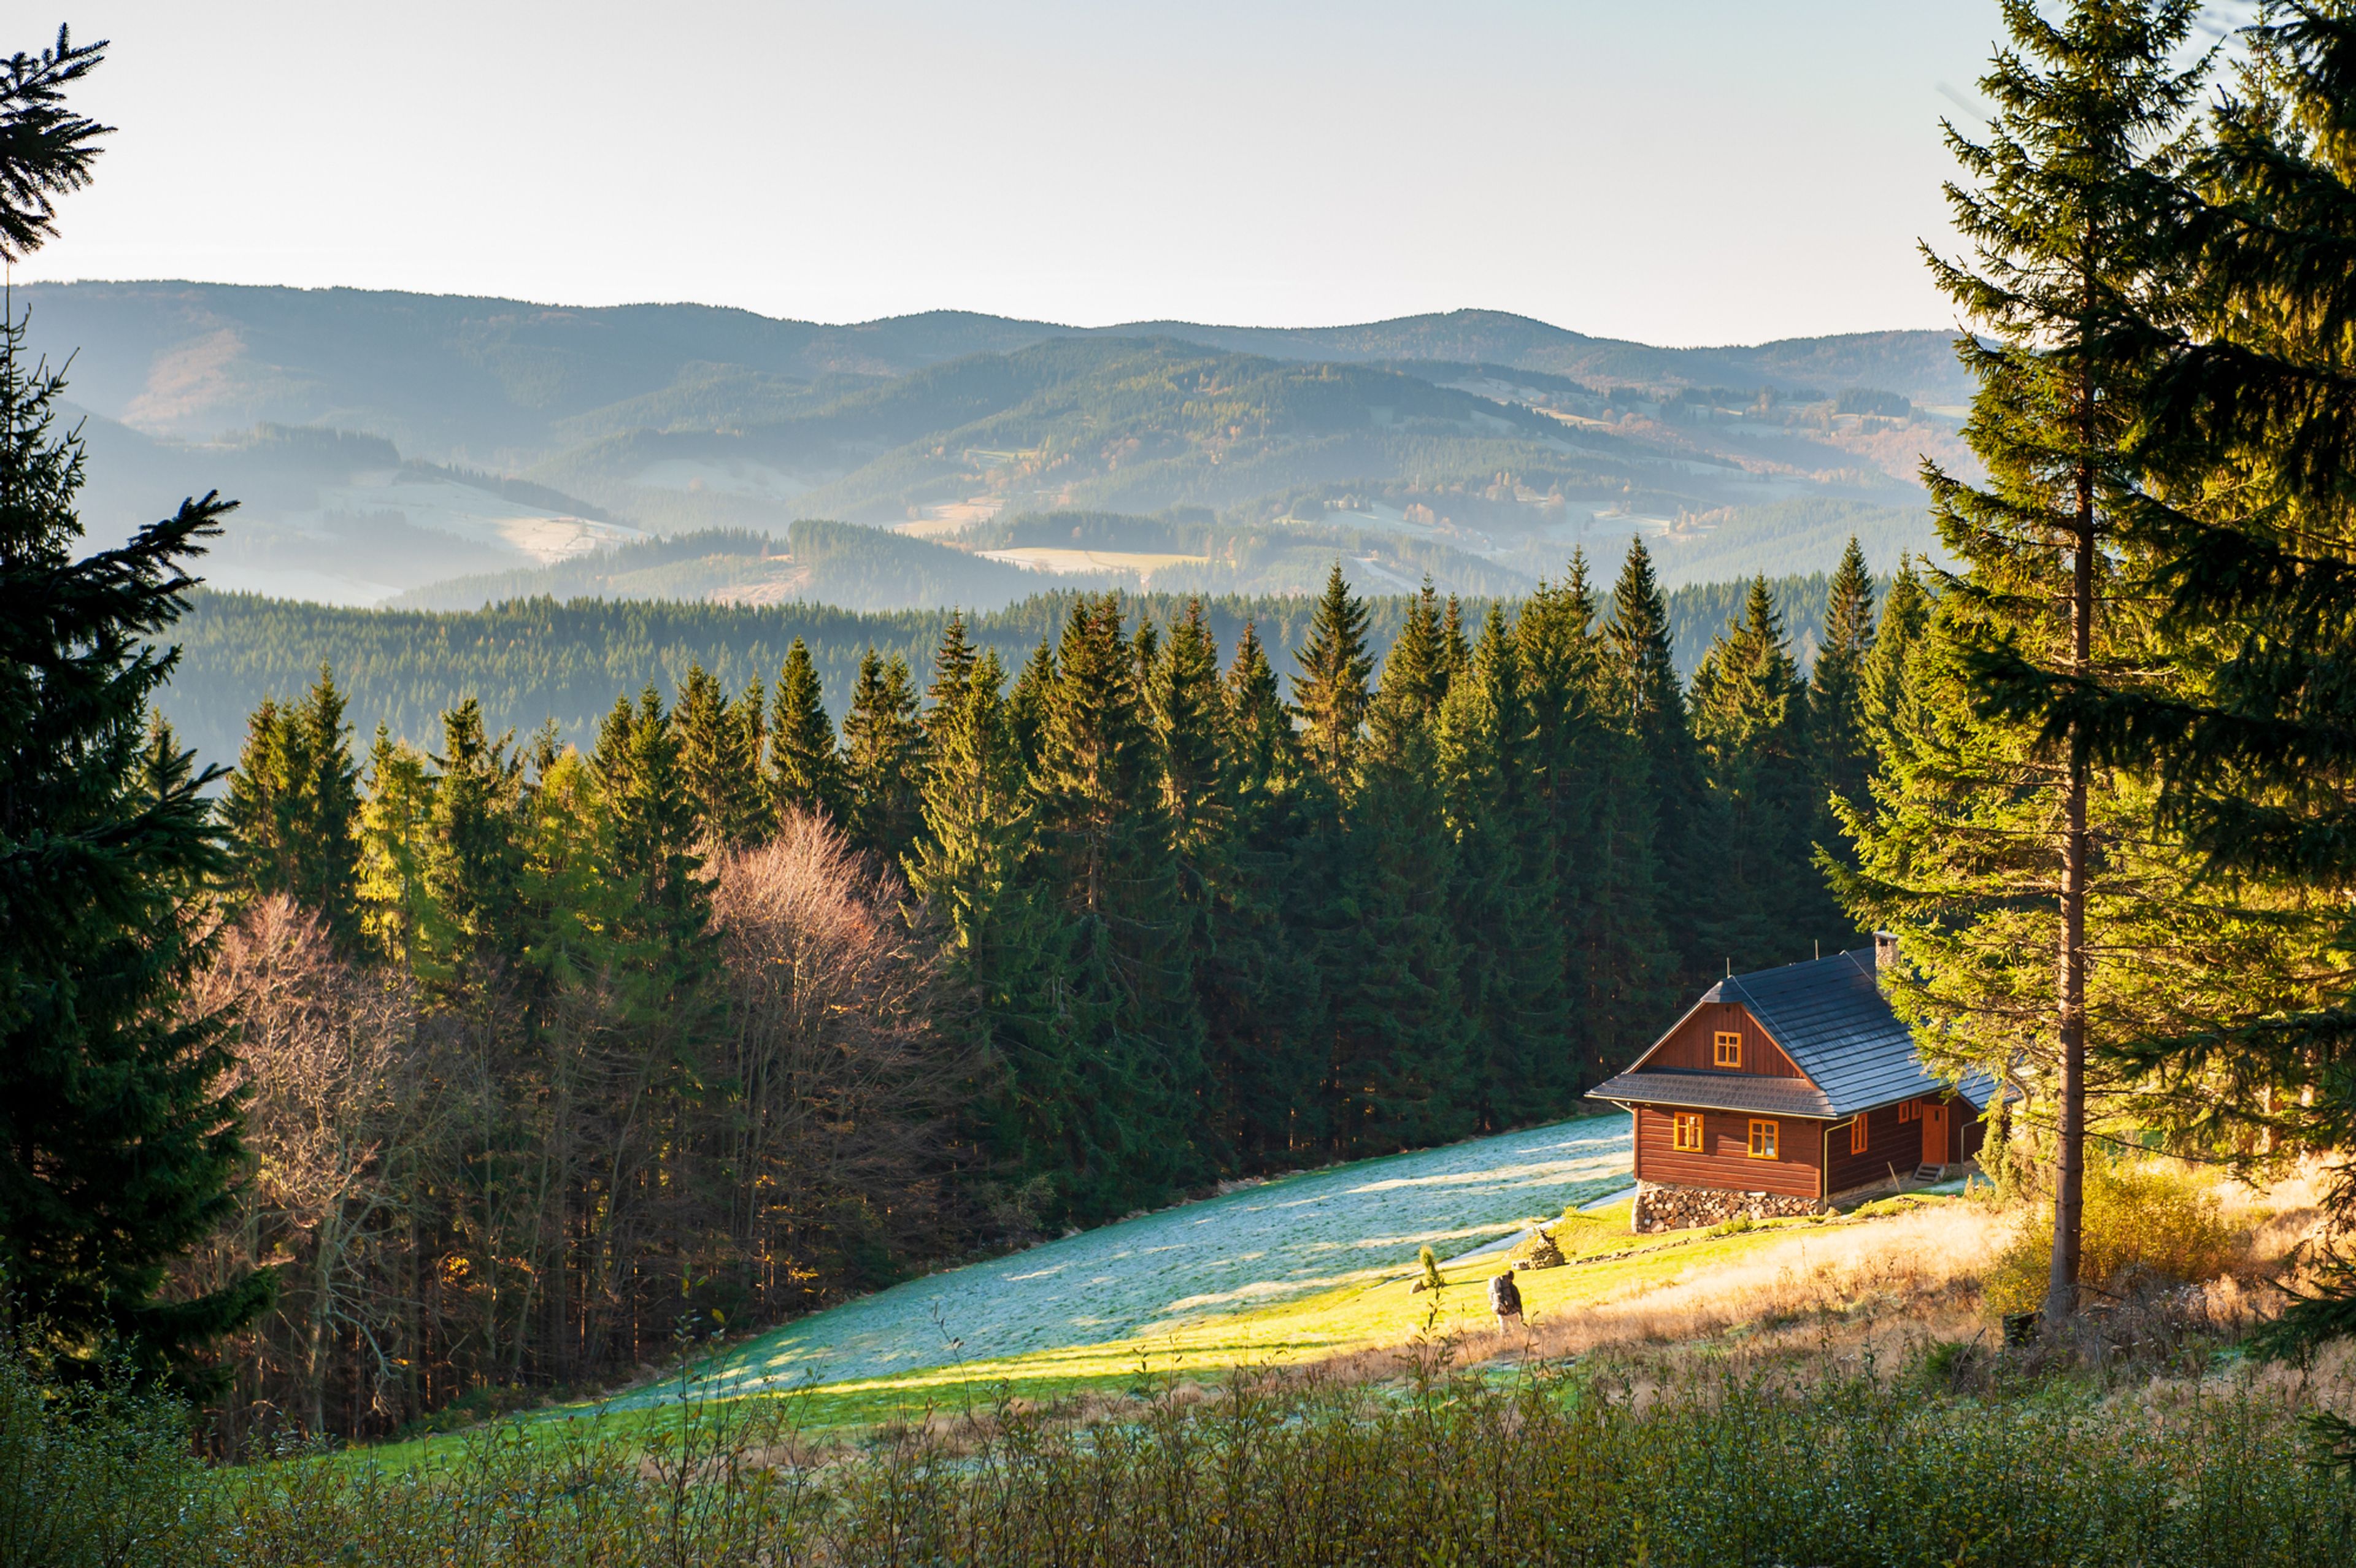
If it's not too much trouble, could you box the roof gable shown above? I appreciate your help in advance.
[1592,948,1990,1120]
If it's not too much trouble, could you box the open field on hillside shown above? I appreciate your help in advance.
[655,1116,1634,1410]
[977,546,1209,575]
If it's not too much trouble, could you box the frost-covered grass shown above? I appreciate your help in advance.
[610,1115,1632,1417]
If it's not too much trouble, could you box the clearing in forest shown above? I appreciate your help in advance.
[620,1113,1634,1413]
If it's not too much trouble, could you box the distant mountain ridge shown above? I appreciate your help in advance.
[18,283,1972,460]
[26,282,1963,609]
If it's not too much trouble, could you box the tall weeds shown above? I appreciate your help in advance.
[190,1350,2356,1567]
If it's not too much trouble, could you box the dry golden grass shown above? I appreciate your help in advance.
[1312,1163,2336,1397]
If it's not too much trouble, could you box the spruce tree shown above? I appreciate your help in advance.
[1325,616,1474,1152]
[907,634,1071,1203]
[769,637,845,827]
[1604,537,1715,982]
[595,686,716,1001]
[1291,564,1374,793]
[1150,599,1228,859]
[1379,582,1455,724]
[673,662,768,850]
[415,699,527,1008]
[1008,637,1058,772]
[1888,0,2205,1327]
[1861,558,1933,747]
[0,31,269,1374]
[840,647,925,872]
[1439,592,1470,685]
[1209,622,1325,1165]
[1028,595,1208,1212]
[1811,537,1878,820]
[1438,605,1569,1128]
[222,666,364,949]
[2098,3,2356,1359]
[356,726,435,965]
[1688,577,1838,963]
[910,636,1033,958]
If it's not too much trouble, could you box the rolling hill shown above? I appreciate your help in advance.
[31,282,1966,606]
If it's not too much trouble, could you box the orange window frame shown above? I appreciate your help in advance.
[1849,1113,1869,1155]
[1747,1119,1779,1159]
[1898,1099,1917,1123]
[1713,1031,1742,1069]
[1671,1112,1704,1152]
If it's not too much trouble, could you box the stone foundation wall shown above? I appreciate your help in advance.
[1631,1180,1823,1234]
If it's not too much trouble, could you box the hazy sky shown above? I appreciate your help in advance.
[8,3,2238,345]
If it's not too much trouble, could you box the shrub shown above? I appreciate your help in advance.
[0,1335,204,1568]
[1983,1159,2239,1318]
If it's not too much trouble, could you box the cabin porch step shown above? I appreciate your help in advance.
[1911,1163,1944,1183]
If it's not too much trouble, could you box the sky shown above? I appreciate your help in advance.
[10,2,2245,346]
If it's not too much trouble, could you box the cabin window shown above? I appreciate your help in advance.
[1713,1031,1742,1069]
[1747,1119,1779,1159]
[1671,1112,1704,1152]
[1899,1100,1917,1123]
[1849,1113,1869,1155]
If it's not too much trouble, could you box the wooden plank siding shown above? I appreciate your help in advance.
[1641,1002,1805,1077]
[1827,1096,1988,1194]
[1632,1105,1825,1199]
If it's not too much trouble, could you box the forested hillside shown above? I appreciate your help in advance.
[160,567,1857,767]
[30,282,1957,607]
[191,535,1887,1433]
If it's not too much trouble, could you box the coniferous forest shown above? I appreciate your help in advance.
[179,532,1881,1437]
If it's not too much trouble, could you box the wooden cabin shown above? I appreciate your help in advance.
[1585,940,1989,1232]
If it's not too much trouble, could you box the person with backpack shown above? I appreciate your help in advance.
[1488,1269,1523,1332]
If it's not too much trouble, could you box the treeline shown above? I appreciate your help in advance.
[190,535,1899,1437]
[161,570,1860,768]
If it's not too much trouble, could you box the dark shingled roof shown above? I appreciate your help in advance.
[1586,948,1993,1120]
[1581,1070,1832,1119]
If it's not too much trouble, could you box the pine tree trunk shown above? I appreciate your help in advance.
[2044,349,2097,1332]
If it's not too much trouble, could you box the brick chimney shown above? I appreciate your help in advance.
[1874,931,1901,970]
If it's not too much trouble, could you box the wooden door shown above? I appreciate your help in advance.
[1920,1101,1949,1166]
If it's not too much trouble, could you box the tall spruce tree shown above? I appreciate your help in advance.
[1327,610,1474,1151]
[1689,577,1839,963]
[1861,558,1933,747]
[1438,605,1570,1128]
[1381,581,1455,724]
[416,699,528,1010]
[1515,553,1661,1087]
[840,647,925,871]
[1853,0,2207,1327]
[1209,621,1325,1166]
[596,686,717,997]
[673,662,768,850]
[769,637,846,828]
[1028,596,1208,1213]
[1291,564,1375,793]
[355,726,435,965]
[221,666,364,949]
[907,632,1069,1202]
[1604,537,1715,982]
[1811,538,1879,822]
[2100,2,2356,1369]
[1008,637,1058,771]
[0,26,269,1377]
